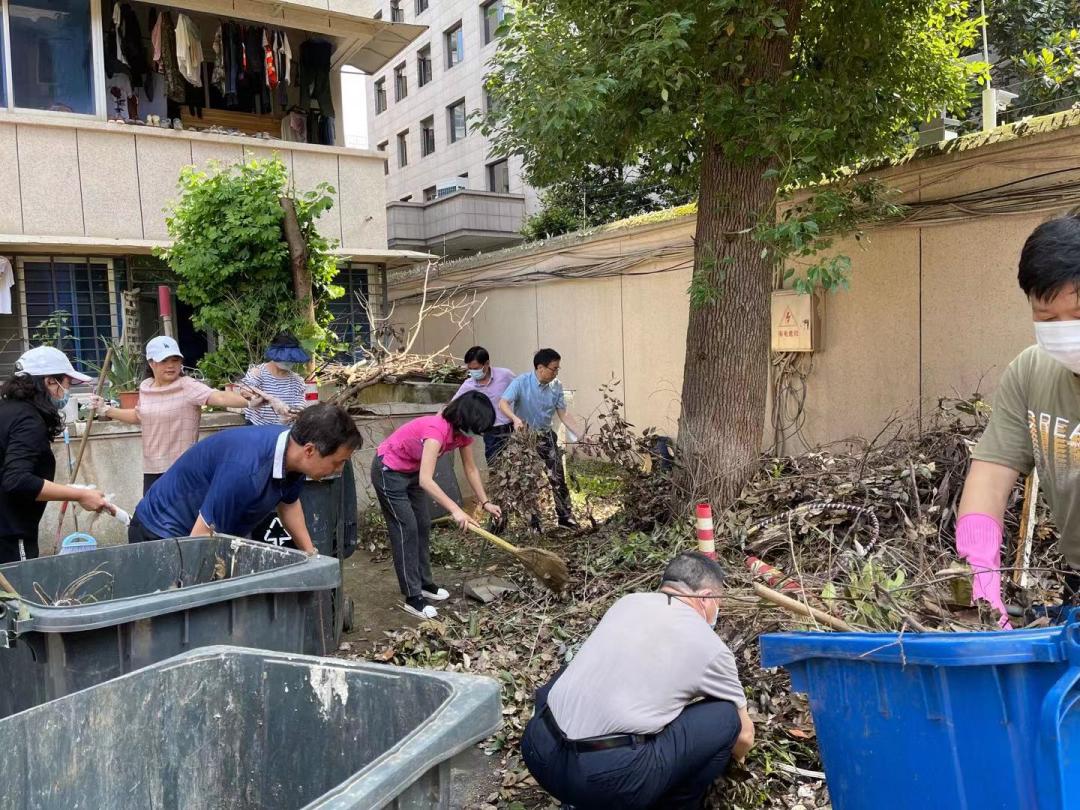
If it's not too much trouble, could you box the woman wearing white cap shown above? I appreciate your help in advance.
[91,336,257,494]
[0,347,111,563]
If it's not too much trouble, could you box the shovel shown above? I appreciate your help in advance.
[464,523,571,593]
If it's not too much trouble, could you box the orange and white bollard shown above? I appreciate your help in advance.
[695,503,716,559]
[305,378,319,403]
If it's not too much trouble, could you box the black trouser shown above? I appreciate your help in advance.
[522,672,741,810]
[127,514,163,544]
[0,535,35,565]
[370,455,434,599]
[143,473,164,496]
[537,429,573,523]
[483,424,513,464]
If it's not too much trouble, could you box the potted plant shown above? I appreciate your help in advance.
[95,338,143,410]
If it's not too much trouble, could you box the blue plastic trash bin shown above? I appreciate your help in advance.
[760,614,1080,810]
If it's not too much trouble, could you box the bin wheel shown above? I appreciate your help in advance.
[342,596,355,634]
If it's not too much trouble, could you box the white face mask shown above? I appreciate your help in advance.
[273,361,296,372]
[1034,320,1080,373]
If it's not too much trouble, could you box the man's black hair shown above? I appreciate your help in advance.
[463,346,489,365]
[1019,215,1080,302]
[533,348,561,369]
[291,403,363,455]
[443,391,496,434]
[660,551,727,591]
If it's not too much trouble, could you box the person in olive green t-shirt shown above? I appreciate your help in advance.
[959,215,1080,629]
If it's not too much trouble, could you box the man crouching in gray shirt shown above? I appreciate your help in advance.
[521,551,755,810]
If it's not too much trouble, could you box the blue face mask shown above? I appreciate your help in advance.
[50,385,70,410]
[467,368,485,381]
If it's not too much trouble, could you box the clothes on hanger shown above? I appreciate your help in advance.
[0,257,13,316]
[281,109,307,142]
[158,12,186,103]
[212,25,226,94]
[299,38,334,118]
[175,14,204,87]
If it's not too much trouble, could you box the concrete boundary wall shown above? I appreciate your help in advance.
[386,113,1080,451]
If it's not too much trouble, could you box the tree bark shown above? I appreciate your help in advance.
[280,196,316,328]
[674,1,803,511]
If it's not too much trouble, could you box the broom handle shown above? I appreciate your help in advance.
[71,345,113,483]
[752,582,853,632]
[466,522,522,555]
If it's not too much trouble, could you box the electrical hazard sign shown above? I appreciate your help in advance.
[771,291,819,353]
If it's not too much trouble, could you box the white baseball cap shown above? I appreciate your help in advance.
[146,336,184,363]
[14,346,92,383]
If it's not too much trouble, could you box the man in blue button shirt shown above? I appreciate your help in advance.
[499,348,586,529]
[128,403,362,553]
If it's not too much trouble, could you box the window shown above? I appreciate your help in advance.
[393,63,408,101]
[390,0,404,22]
[22,258,117,375]
[488,159,510,194]
[327,264,371,361]
[484,87,500,115]
[423,185,437,202]
[415,0,429,14]
[377,140,389,175]
[482,0,505,44]
[374,78,387,113]
[7,0,96,114]
[447,99,467,142]
[397,130,409,167]
[417,45,432,87]
[420,116,436,156]
[445,22,464,68]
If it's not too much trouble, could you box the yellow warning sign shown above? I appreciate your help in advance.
[779,307,798,328]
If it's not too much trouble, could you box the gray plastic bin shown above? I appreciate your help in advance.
[0,535,339,718]
[0,645,502,809]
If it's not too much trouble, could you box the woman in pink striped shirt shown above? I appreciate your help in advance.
[91,336,256,494]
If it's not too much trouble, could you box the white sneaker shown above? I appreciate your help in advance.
[422,585,450,601]
[401,597,438,620]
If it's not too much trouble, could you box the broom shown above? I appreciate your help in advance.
[465,523,571,593]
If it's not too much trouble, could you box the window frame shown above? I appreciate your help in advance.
[420,115,435,157]
[374,77,387,114]
[376,140,389,175]
[481,0,505,45]
[396,129,409,167]
[447,98,467,143]
[417,44,432,87]
[393,62,408,101]
[487,159,510,194]
[390,0,404,22]
[422,185,437,202]
[1,0,107,119]
[415,0,429,15]
[444,21,464,69]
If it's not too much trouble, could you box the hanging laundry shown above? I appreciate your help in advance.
[175,14,204,87]
[212,25,226,94]
[150,9,162,67]
[242,25,269,110]
[159,12,186,103]
[274,30,293,106]
[222,21,241,105]
[280,109,307,143]
[299,38,335,118]
[263,30,278,90]
[117,4,148,90]
[0,257,12,316]
[111,4,127,67]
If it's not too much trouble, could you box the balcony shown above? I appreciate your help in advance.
[386,190,527,257]
[0,113,435,265]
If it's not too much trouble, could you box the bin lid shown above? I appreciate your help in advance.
[761,620,1080,669]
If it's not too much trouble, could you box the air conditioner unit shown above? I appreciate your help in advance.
[435,178,467,198]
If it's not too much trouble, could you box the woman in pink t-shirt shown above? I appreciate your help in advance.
[91,336,256,494]
[372,391,503,620]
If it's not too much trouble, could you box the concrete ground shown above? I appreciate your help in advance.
[337,549,507,809]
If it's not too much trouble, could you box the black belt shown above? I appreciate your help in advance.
[486,424,513,434]
[541,706,652,752]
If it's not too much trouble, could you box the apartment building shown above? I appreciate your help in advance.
[0,0,426,373]
[366,0,537,257]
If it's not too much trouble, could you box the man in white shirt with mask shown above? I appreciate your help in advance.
[959,214,1080,628]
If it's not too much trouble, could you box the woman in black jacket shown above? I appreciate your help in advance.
[0,347,109,563]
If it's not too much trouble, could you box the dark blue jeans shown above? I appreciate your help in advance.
[483,424,513,464]
[522,672,741,810]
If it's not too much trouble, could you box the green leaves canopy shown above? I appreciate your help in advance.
[160,158,343,384]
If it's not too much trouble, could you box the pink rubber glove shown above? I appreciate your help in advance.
[956,513,1012,629]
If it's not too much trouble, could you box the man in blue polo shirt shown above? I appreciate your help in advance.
[499,348,586,529]
[128,403,362,553]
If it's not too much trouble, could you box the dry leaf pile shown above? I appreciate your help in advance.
[341,396,1065,810]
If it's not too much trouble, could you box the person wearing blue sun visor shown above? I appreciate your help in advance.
[241,332,311,427]
[0,347,111,563]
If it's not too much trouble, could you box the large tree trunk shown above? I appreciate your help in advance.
[280,196,316,328]
[674,2,802,510]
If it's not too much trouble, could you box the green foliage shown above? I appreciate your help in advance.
[93,337,143,391]
[159,159,344,384]
[988,0,1080,114]
[483,0,982,295]
[31,311,71,348]
[522,166,684,241]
